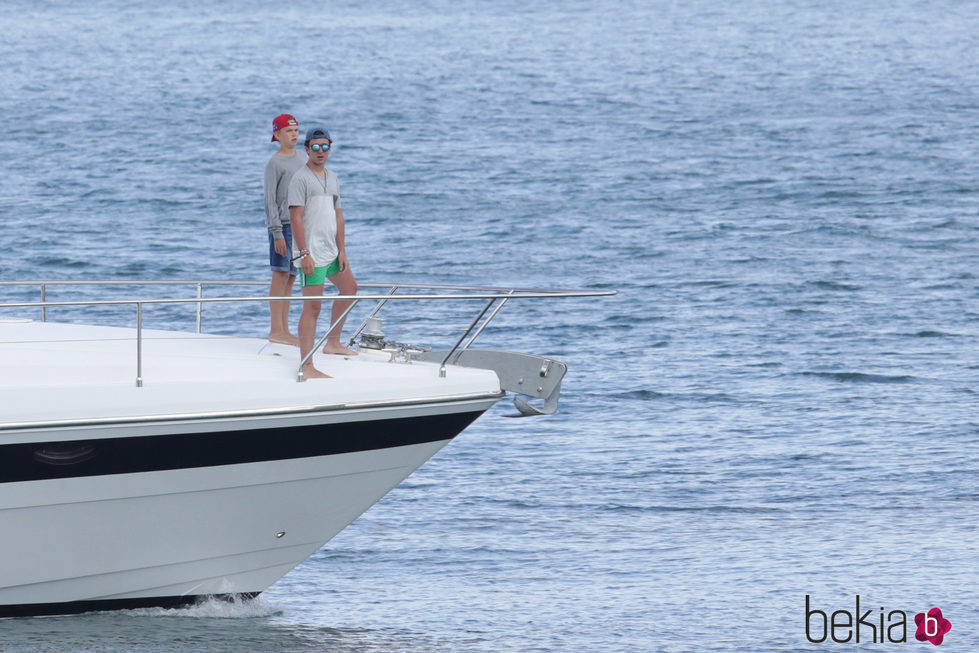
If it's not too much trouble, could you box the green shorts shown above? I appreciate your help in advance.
[301,257,340,286]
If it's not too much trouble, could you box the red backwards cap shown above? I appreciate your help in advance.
[271,114,298,141]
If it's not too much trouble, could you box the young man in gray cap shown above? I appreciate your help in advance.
[288,126,358,379]
[264,113,307,345]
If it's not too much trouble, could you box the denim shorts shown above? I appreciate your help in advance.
[269,223,296,275]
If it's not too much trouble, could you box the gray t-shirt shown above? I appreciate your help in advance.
[288,166,343,265]
[263,151,307,240]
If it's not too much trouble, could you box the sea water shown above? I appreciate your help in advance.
[0,0,977,651]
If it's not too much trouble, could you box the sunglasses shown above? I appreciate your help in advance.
[309,143,331,152]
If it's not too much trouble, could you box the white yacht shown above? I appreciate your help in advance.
[0,280,610,617]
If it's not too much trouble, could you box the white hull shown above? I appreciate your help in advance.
[0,438,454,611]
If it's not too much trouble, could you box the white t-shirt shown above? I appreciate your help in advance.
[288,166,343,265]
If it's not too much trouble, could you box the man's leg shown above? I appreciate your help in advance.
[299,283,330,378]
[323,267,359,355]
[269,270,298,345]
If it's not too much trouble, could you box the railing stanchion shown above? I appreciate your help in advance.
[136,302,143,388]
[440,298,497,378]
[196,283,203,333]
[297,297,361,382]
[461,290,513,352]
[40,283,47,323]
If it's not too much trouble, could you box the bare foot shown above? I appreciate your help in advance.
[269,333,300,346]
[301,364,331,379]
[322,343,359,356]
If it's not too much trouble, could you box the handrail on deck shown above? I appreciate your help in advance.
[0,280,615,386]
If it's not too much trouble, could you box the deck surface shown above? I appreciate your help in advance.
[0,320,500,425]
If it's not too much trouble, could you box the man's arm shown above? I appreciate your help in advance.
[335,207,347,272]
[263,163,285,240]
[290,205,315,275]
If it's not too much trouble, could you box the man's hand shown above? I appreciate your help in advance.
[273,238,288,256]
[301,254,316,275]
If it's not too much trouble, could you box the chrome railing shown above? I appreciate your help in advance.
[0,280,614,385]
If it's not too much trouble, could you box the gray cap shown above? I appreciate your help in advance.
[304,126,331,144]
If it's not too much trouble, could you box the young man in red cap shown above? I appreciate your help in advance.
[264,114,307,345]
[288,126,358,379]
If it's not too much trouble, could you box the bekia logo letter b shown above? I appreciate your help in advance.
[915,608,951,646]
